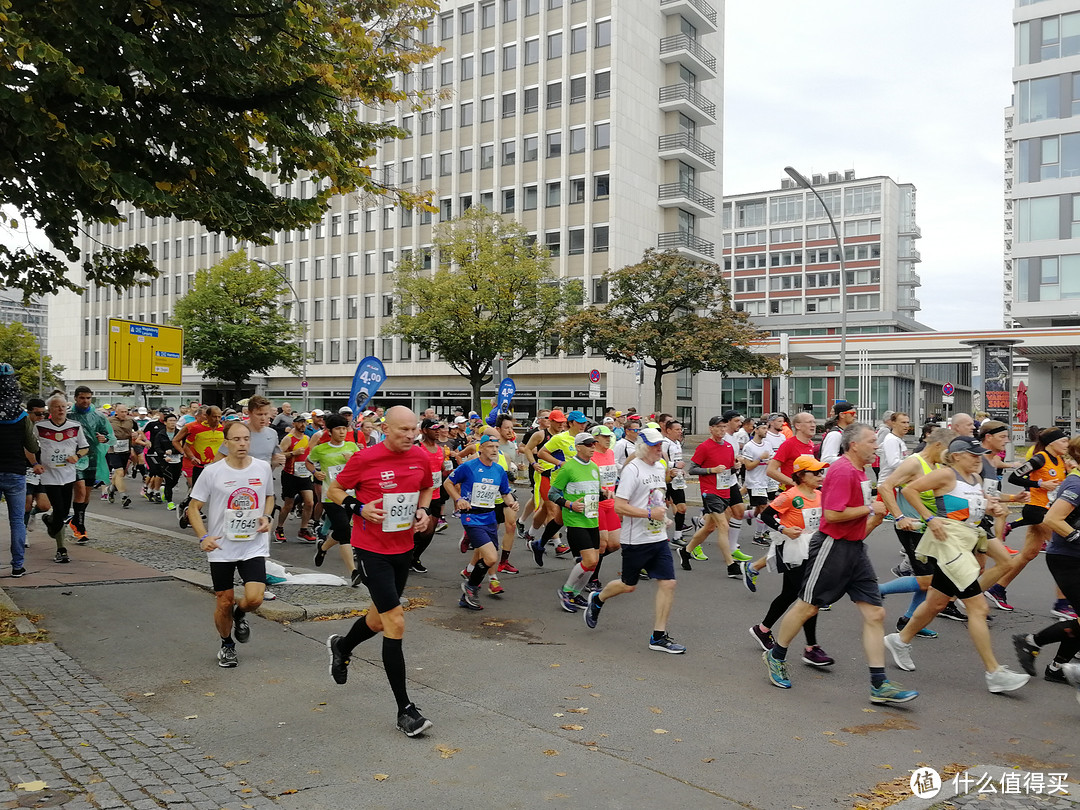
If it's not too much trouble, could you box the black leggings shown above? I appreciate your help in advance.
[762,561,818,646]
[40,483,74,546]
[1009,504,1047,531]
[161,463,181,503]
[1034,554,1080,663]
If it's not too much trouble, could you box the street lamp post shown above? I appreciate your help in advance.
[251,258,309,412]
[785,166,848,405]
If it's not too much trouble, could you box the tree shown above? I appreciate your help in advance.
[566,249,780,411]
[0,321,64,397]
[172,250,304,395]
[0,0,438,299]
[387,207,581,411]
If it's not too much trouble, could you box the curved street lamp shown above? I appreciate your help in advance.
[251,257,309,411]
[785,166,848,405]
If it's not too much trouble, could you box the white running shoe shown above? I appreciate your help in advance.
[985,666,1030,694]
[884,633,916,671]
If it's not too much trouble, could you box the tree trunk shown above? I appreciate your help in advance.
[653,365,666,413]
[471,374,483,416]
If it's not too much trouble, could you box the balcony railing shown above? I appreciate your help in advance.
[899,247,922,262]
[658,232,715,257]
[658,182,715,211]
[898,270,921,286]
[659,34,717,73]
[660,0,717,27]
[658,132,716,166]
[659,83,716,119]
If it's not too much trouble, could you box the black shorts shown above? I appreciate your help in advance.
[323,501,352,544]
[106,452,130,471]
[666,486,686,505]
[799,532,882,607]
[353,548,411,614]
[566,525,600,555]
[620,540,675,585]
[76,466,97,484]
[929,562,982,600]
[747,492,770,507]
[281,472,314,500]
[702,493,729,515]
[895,528,935,577]
[210,557,267,592]
[725,486,745,508]
[26,479,41,497]
[1020,505,1048,526]
[146,458,162,478]
[495,502,506,524]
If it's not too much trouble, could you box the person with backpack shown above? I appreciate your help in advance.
[819,402,858,465]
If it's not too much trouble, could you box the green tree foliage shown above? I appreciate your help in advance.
[0,321,64,397]
[566,249,780,411]
[171,251,304,391]
[387,207,581,411]
[0,0,439,299]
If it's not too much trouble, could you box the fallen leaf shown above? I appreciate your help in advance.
[143,692,155,697]
[550,663,560,668]
[308,770,320,775]
[577,684,593,688]
[674,739,682,742]
[654,729,668,734]
[560,724,584,731]
[877,764,893,770]
[590,693,601,698]
[79,742,89,746]
[635,677,645,681]
[435,745,460,759]
[913,749,922,753]
[588,746,599,751]
[1009,738,1020,745]
[555,772,566,777]
[374,774,390,781]
[862,708,877,713]
[793,736,801,741]
[822,731,835,736]
[15,781,47,791]
[584,741,597,745]
[553,713,564,717]
[702,758,715,763]
[649,707,663,714]
[567,707,588,714]
[318,702,327,706]
[184,715,198,720]
[181,680,191,684]
[204,692,215,697]
[543,749,559,756]
[279,789,298,795]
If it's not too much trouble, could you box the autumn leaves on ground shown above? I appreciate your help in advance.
[0,605,47,645]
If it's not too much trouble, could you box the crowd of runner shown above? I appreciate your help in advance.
[2,374,1079,737]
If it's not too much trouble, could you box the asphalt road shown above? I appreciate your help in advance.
[9,474,1080,810]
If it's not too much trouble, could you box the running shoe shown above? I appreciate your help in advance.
[121,496,131,509]
[585,579,601,593]
[11,567,25,578]
[396,704,433,737]
[529,538,544,567]
[166,502,176,511]
[583,591,601,628]
[572,594,589,609]
[326,634,349,684]
[558,589,579,613]
[749,625,774,652]
[939,602,967,622]
[890,559,913,579]
[459,582,483,610]
[1012,634,1040,676]
[67,520,87,543]
[726,563,741,579]
[459,535,470,554]
[410,560,428,574]
[691,546,708,561]
[884,633,916,671]
[554,543,571,556]
[1044,664,1067,684]
[313,543,328,568]
[985,584,1014,611]
[217,645,238,668]
[731,549,753,563]
[53,549,69,564]
[102,490,111,503]
[488,578,504,596]
[434,518,448,534]
[497,560,519,574]
[801,645,835,667]
[460,567,470,580]
[679,549,692,571]
[986,666,1030,693]
[763,650,791,688]
[648,633,686,654]
[1004,545,1020,555]
[515,522,526,539]
[1051,599,1078,620]
[741,561,758,593]
[297,528,317,543]
[751,534,771,547]
[232,608,250,643]
[349,569,363,588]
[870,680,918,704]
[669,535,688,549]
[273,527,287,544]
[896,616,937,639]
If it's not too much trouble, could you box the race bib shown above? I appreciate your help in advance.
[166,453,182,464]
[327,463,345,482]
[50,448,68,467]
[293,463,312,478]
[751,487,767,499]
[671,472,686,490]
[113,439,130,453]
[471,482,498,509]
[860,481,872,507]
[432,471,443,489]
[983,479,999,498]
[225,509,261,542]
[967,494,987,523]
[25,470,40,485]
[382,491,419,532]
[646,488,666,535]
[583,493,600,520]
[717,471,735,489]
[801,507,822,532]
[599,465,618,487]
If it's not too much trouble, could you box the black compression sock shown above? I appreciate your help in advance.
[340,617,378,655]
[870,667,887,688]
[382,637,410,712]
[72,502,87,530]
[674,512,686,531]
[541,520,561,544]
[467,561,489,588]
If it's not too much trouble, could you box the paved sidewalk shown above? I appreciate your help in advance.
[0,643,277,810]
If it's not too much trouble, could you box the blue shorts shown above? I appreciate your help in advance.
[620,540,675,585]
[465,522,500,549]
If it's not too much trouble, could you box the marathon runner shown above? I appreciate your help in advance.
[68,386,113,544]
[551,432,604,613]
[37,394,89,563]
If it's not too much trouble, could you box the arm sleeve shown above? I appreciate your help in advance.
[760,505,782,531]
[1009,455,1044,489]
[688,444,710,477]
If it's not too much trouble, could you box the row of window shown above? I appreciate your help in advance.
[727,219,883,248]
[430,1,599,42]
[731,269,882,293]
[1016,72,1080,125]
[1017,12,1080,65]
[1015,254,1080,302]
[725,186,883,228]
[726,244,882,270]
[734,294,882,316]
[1016,194,1080,242]
[1017,133,1080,183]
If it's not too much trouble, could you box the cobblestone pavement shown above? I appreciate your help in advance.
[929,790,1080,809]
[0,643,278,810]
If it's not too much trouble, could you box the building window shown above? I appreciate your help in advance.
[460,101,473,126]
[480,144,494,169]
[547,131,562,158]
[503,43,516,70]
[381,338,394,361]
[547,32,562,59]
[594,70,610,99]
[440,105,452,130]
[364,295,374,317]
[331,298,341,320]
[844,184,882,216]
[347,296,358,319]
[595,174,609,199]
[313,341,324,363]
[330,339,341,363]
[569,177,586,203]
[460,7,474,34]
[568,228,585,255]
[595,19,611,47]
[440,151,453,176]
[594,122,610,149]
[570,25,586,53]
[569,126,585,153]
[593,225,609,252]
[460,147,473,173]
[546,181,561,207]
[420,155,432,180]
[570,75,586,104]
[481,2,495,28]
[502,91,516,118]
[481,49,495,75]
[524,86,539,113]
[347,339,358,362]
[481,96,495,121]
[545,230,561,257]
[524,38,539,64]
[523,135,538,162]
[440,12,453,40]
[503,188,516,213]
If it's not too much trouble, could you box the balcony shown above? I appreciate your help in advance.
[899,219,921,238]
[898,270,921,286]
[659,34,717,78]
[658,231,714,259]
[899,296,922,312]
[659,83,716,123]
[899,247,921,263]
[658,182,715,217]
[660,0,717,32]
[658,132,716,171]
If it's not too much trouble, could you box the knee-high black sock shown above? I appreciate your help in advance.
[72,502,87,530]
[674,512,686,531]
[592,555,605,582]
[412,531,434,562]
[382,637,411,712]
[340,616,378,656]
[541,520,561,545]
[467,560,489,587]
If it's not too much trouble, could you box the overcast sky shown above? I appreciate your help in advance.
[723,0,1014,331]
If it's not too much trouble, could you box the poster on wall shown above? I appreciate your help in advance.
[982,345,1012,424]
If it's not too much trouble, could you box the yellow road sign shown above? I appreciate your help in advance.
[107,318,184,386]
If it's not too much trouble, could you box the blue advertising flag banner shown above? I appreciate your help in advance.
[350,356,387,414]
[486,377,515,426]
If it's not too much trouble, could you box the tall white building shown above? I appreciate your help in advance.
[51,0,725,424]
[1007,0,1080,327]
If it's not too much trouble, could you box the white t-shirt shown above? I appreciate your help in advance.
[190,458,273,562]
[740,438,772,494]
[764,430,785,455]
[613,437,636,469]
[820,429,843,465]
[734,428,749,449]
[723,432,743,459]
[36,419,89,486]
[878,433,908,483]
[662,438,685,489]
[615,457,668,546]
